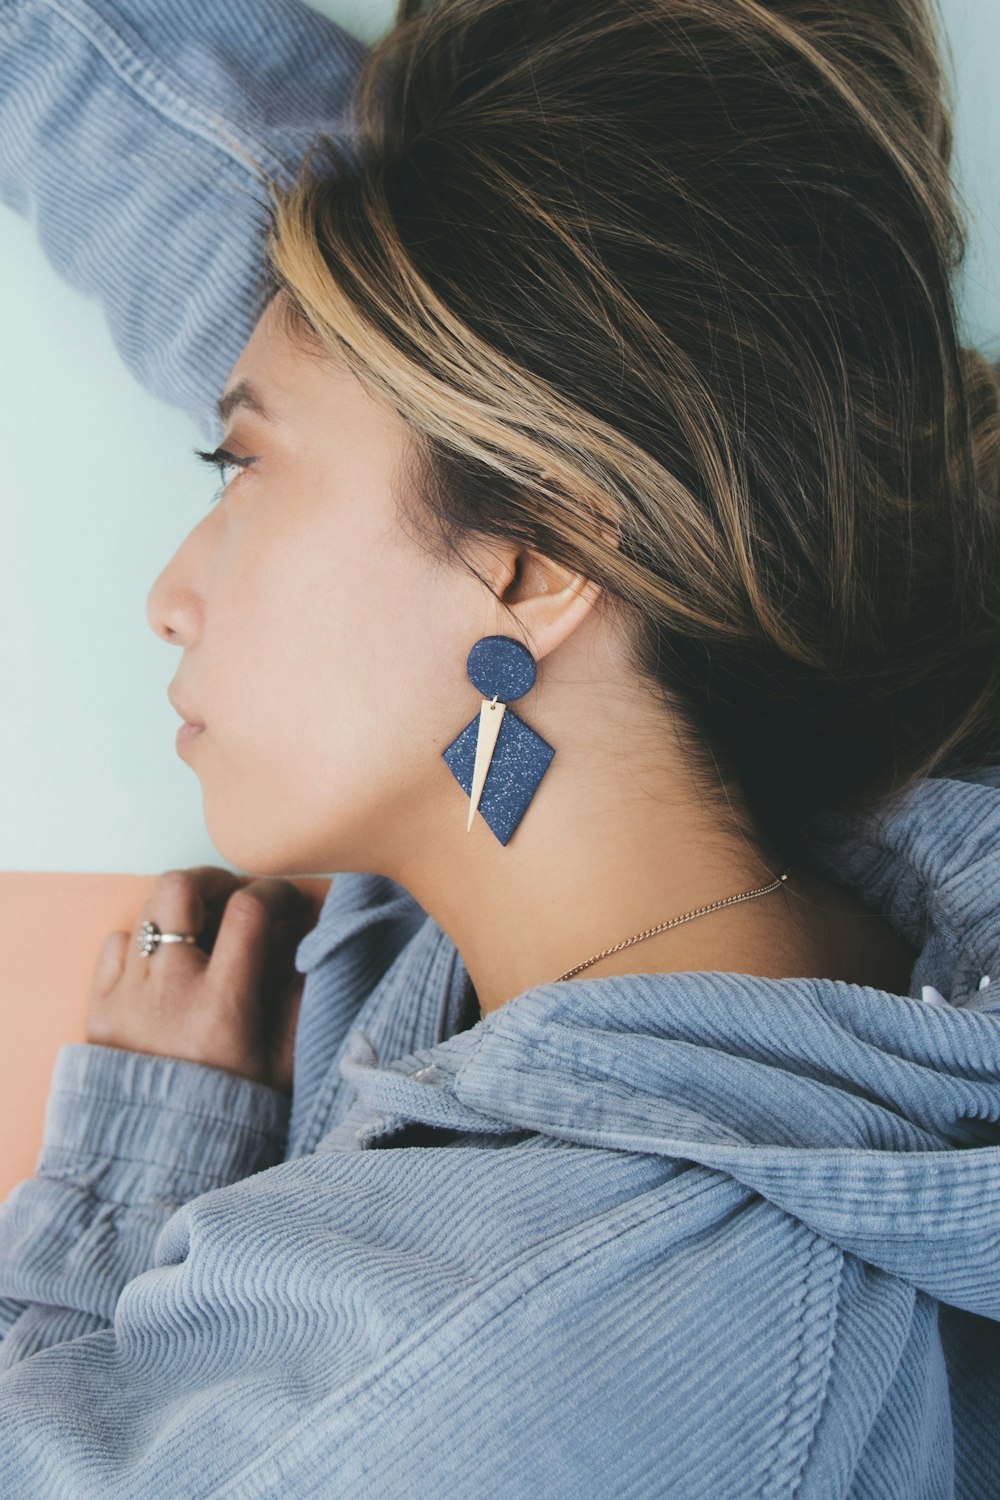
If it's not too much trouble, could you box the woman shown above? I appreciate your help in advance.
[1,0,998,1494]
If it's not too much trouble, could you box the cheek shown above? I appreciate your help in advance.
[226,515,472,767]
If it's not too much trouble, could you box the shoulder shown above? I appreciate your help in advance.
[214,1137,928,1493]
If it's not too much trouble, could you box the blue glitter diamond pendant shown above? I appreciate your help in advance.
[442,634,555,846]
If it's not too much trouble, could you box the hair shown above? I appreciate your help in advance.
[245,0,1000,854]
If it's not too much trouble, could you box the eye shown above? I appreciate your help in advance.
[191,446,259,506]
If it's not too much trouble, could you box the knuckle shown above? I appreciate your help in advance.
[244,876,286,899]
[227,889,265,920]
[156,869,194,897]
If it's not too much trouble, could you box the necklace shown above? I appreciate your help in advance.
[554,867,792,981]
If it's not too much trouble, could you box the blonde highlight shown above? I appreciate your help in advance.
[245,0,1000,847]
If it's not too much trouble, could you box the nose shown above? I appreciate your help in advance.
[146,548,203,648]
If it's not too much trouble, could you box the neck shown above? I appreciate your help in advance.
[379,693,795,1015]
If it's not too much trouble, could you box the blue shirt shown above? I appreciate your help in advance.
[1,3,999,1494]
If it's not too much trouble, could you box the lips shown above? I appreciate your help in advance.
[167,685,204,728]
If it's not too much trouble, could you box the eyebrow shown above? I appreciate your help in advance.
[216,379,275,427]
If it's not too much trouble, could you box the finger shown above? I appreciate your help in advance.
[162,866,255,923]
[225,877,314,928]
[134,869,219,964]
[207,879,315,955]
[206,882,310,1001]
[176,868,257,953]
[246,876,321,927]
[207,887,278,1000]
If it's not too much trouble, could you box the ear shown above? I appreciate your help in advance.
[483,483,620,664]
[493,547,603,664]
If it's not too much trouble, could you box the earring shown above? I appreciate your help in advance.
[441,634,556,846]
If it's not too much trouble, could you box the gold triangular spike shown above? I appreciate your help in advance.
[467,698,506,831]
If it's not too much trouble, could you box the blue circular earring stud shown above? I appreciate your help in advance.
[465,634,537,701]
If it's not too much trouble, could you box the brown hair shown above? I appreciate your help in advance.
[250,0,1000,852]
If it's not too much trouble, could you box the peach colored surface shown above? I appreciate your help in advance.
[0,872,333,1203]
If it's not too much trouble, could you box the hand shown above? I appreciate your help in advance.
[86,867,317,1097]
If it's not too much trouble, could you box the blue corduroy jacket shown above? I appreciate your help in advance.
[1,2,999,1495]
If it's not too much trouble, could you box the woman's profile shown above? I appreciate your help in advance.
[1,0,999,1494]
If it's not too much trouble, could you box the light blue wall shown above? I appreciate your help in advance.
[0,0,995,875]
[944,0,1000,354]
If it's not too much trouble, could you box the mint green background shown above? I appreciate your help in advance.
[0,0,995,875]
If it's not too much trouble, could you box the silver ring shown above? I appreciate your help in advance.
[137,920,200,958]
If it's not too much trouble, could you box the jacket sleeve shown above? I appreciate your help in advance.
[0,1042,289,1365]
[0,0,368,445]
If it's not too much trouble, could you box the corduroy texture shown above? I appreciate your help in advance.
[2,767,1000,1495]
[1,2,999,1495]
[0,0,366,445]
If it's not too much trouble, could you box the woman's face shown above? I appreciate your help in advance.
[147,291,492,877]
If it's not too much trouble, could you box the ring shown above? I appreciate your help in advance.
[137,920,200,958]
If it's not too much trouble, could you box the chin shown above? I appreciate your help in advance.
[217,834,344,882]
[200,809,308,879]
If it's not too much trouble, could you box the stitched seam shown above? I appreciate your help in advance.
[788,1254,847,1499]
[41,1140,281,1174]
[43,0,291,182]
[761,1236,842,1496]
[50,1087,286,1139]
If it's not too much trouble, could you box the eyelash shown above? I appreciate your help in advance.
[192,446,259,505]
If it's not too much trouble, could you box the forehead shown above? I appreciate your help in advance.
[231,291,319,383]
[219,293,354,428]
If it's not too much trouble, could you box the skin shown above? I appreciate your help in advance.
[123,289,916,1065]
[87,867,312,1095]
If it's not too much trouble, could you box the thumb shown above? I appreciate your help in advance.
[90,930,129,999]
